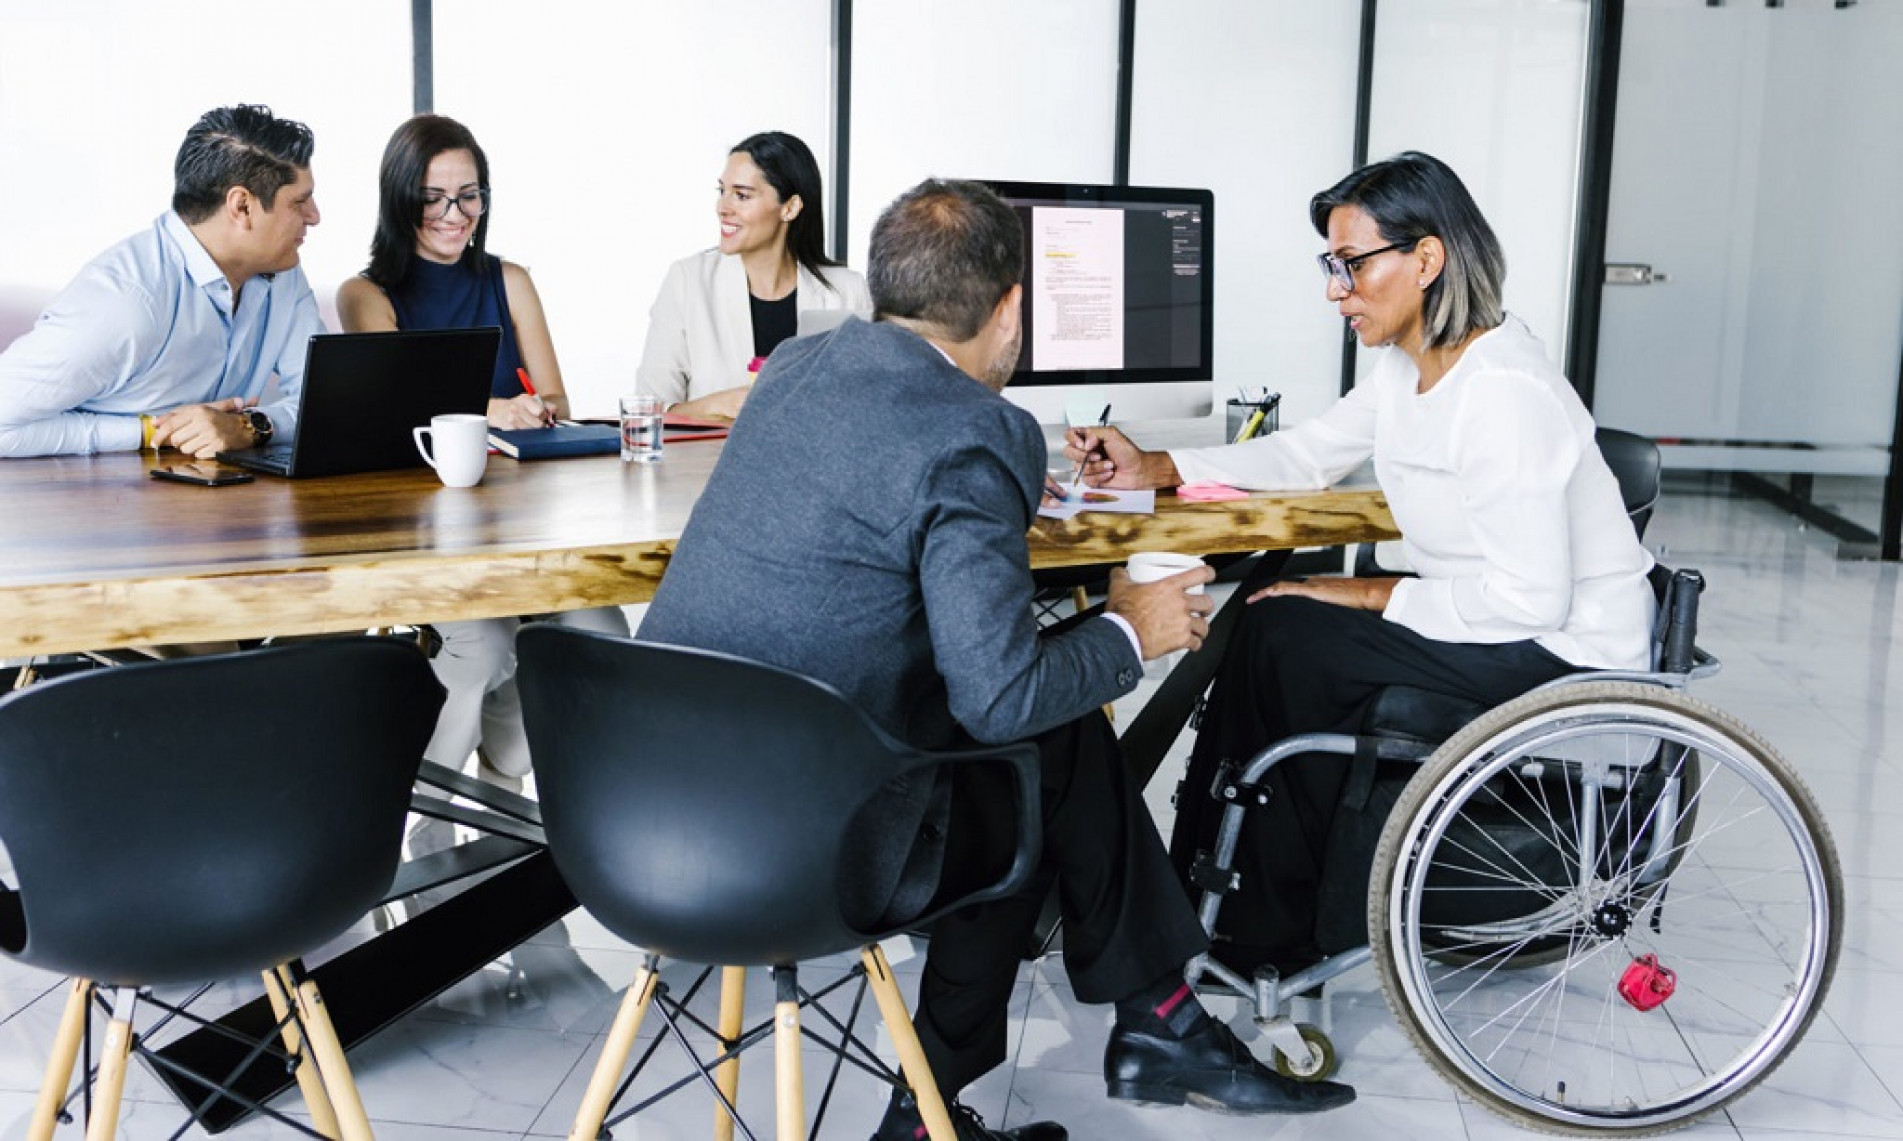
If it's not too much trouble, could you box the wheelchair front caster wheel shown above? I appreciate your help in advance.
[1273,1023,1337,1081]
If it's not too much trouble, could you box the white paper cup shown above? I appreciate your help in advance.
[413,412,489,488]
[1125,551,1208,675]
[1126,551,1208,594]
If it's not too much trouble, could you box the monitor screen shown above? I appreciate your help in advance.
[983,180,1214,420]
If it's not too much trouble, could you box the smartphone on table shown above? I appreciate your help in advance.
[149,461,255,487]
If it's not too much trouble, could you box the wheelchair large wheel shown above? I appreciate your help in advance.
[1369,681,1840,1136]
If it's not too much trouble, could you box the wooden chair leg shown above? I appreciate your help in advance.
[569,956,660,1141]
[772,967,803,1141]
[264,965,340,1138]
[28,978,90,1141]
[713,965,747,1141]
[861,946,957,1141]
[288,971,374,1141]
[82,988,137,1141]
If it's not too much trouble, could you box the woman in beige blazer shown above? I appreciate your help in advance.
[635,131,870,420]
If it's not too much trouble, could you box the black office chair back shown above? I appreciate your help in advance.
[517,626,1041,968]
[0,639,441,987]
[1595,426,1663,540]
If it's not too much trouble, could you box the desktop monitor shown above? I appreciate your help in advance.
[982,180,1214,423]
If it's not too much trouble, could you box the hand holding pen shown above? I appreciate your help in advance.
[1061,421,1183,491]
[515,367,557,427]
[1064,404,1111,497]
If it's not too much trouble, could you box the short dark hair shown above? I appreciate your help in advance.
[869,179,1023,342]
[1310,151,1506,350]
[172,105,314,224]
[364,114,493,290]
[730,131,840,290]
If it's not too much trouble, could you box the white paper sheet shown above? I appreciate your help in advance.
[1036,486,1156,521]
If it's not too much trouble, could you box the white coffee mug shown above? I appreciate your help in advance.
[1125,551,1208,594]
[413,413,489,488]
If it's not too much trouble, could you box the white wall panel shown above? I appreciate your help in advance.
[1366,0,1590,374]
[846,0,1121,266]
[1128,0,1362,426]
[437,1,834,416]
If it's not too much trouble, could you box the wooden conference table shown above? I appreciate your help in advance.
[0,436,1394,658]
[0,433,1395,1129]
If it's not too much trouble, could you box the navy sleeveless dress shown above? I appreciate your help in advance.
[386,253,527,398]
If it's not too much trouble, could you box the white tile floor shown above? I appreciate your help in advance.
[2,479,1899,1139]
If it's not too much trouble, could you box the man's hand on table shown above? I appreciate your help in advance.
[150,398,256,458]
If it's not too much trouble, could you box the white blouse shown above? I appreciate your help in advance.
[1171,318,1655,670]
[634,249,871,406]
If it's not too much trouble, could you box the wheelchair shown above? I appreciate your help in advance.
[1179,478,1842,1135]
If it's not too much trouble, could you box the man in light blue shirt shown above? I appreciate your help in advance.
[0,104,326,458]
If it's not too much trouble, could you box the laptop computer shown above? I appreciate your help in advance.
[795,308,853,339]
[220,327,500,478]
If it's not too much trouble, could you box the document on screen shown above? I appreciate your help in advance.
[1029,207,1124,372]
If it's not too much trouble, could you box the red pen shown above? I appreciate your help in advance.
[517,367,554,425]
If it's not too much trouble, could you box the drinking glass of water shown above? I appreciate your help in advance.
[619,394,665,463]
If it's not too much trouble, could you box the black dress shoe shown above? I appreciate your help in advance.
[870,1091,1067,1141]
[1104,1019,1355,1114]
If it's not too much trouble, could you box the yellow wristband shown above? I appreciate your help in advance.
[140,414,156,449]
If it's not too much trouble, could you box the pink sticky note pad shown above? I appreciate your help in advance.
[1177,480,1248,502]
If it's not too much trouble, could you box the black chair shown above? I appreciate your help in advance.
[0,638,442,1141]
[516,626,1042,1141]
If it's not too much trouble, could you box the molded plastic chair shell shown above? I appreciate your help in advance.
[0,638,442,987]
[516,626,1042,968]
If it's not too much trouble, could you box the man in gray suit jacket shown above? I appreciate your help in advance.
[641,179,1353,1141]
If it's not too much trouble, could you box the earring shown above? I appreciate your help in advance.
[1418,278,1428,289]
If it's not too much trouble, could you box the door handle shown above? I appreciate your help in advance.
[1605,263,1672,285]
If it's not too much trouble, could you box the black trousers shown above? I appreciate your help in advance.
[1170,594,1576,972]
[913,711,1209,1097]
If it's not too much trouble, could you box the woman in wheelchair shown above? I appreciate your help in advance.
[1062,151,1656,976]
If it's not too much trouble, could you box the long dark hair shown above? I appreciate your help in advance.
[1309,151,1505,350]
[364,114,492,289]
[730,131,841,292]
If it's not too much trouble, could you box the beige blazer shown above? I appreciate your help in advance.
[634,249,871,405]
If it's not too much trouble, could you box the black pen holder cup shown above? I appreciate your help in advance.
[1225,398,1280,443]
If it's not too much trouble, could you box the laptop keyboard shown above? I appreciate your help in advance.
[221,442,295,474]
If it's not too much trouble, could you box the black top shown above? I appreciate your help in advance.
[749,291,799,361]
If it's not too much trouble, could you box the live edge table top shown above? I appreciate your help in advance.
[0,431,1394,658]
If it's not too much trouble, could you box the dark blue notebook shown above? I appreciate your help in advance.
[487,423,620,460]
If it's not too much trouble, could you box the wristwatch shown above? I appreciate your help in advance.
[236,408,275,446]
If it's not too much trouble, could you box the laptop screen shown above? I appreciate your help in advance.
[230,327,500,478]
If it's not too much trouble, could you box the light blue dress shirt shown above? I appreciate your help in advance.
[0,212,326,457]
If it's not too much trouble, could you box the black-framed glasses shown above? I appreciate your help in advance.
[1316,241,1411,293]
[420,187,489,220]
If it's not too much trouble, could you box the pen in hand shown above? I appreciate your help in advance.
[516,367,556,426]
[1067,404,1112,497]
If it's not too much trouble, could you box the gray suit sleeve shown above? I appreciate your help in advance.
[916,419,1141,745]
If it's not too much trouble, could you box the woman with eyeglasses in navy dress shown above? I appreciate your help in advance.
[339,114,628,787]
